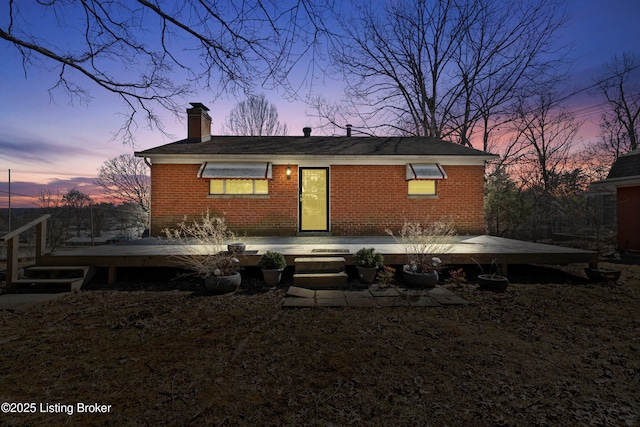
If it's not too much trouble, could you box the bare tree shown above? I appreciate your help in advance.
[96,154,150,214]
[38,189,68,249]
[0,1,330,143]
[326,0,568,145]
[508,90,580,195]
[596,53,640,153]
[62,189,93,237]
[224,94,289,136]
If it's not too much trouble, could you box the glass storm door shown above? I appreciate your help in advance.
[299,168,329,232]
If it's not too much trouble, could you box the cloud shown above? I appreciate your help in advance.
[0,133,97,164]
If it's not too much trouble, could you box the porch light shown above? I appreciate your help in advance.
[286,164,292,179]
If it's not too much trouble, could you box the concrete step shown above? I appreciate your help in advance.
[294,257,346,274]
[25,265,92,279]
[10,265,96,293]
[10,278,85,293]
[293,272,348,289]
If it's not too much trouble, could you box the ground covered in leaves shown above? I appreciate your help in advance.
[1,263,639,426]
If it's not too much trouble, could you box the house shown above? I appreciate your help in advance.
[591,148,640,254]
[135,103,497,236]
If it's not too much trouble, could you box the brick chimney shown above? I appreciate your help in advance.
[346,124,352,137]
[303,127,312,137]
[187,102,211,142]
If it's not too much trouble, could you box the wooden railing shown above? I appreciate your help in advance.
[0,215,50,289]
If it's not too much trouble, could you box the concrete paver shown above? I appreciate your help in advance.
[286,286,315,298]
[316,298,347,307]
[283,285,469,308]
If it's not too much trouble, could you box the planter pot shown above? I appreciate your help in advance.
[227,243,246,254]
[203,272,241,295]
[261,268,284,288]
[356,266,378,285]
[478,274,509,292]
[402,266,439,288]
[584,268,621,282]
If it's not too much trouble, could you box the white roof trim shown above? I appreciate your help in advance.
[197,162,272,179]
[145,154,492,166]
[406,163,447,180]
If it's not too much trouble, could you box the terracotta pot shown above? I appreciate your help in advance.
[402,266,438,288]
[203,272,241,295]
[356,266,378,285]
[478,274,509,292]
[261,268,284,287]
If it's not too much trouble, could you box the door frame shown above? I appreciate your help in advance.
[298,167,330,232]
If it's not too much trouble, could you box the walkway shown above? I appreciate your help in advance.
[283,285,470,308]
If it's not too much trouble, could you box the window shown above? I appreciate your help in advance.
[408,180,436,195]
[209,179,268,195]
[406,163,445,196]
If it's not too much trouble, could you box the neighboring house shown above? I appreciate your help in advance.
[135,103,497,236]
[591,148,640,253]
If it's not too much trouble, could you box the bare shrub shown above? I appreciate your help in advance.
[387,220,457,273]
[163,211,240,278]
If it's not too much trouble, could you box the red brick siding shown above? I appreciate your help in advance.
[149,163,486,236]
[330,165,485,235]
[150,164,298,236]
[617,186,640,250]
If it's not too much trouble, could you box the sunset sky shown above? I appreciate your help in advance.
[1,0,639,208]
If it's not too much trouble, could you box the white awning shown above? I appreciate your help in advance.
[406,164,447,180]
[198,162,272,179]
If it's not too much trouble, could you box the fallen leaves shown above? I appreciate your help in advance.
[0,263,638,425]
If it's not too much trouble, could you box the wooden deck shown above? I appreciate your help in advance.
[40,235,599,285]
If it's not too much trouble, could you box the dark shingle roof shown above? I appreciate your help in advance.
[607,148,640,179]
[135,135,494,157]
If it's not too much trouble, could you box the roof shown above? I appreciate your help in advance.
[606,148,640,180]
[135,135,495,158]
[591,148,640,190]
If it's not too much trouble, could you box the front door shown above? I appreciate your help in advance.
[299,167,329,232]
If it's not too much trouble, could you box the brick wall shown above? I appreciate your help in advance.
[330,165,485,235]
[150,164,299,236]
[149,163,486,236]
[617,186,640,250]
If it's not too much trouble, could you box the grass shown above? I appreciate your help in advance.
[0,263,639,426]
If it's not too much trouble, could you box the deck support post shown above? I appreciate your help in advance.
[500,262,508,277]
[108,266,118,286]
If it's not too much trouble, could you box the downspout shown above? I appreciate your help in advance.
[143,157,152,235]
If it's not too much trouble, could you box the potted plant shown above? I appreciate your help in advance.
[473,258,508,292]
[387,220,456,288]
[376,265,396,288]
[353,247,384,285]
[258,251,287,288]
[164,210,242,295]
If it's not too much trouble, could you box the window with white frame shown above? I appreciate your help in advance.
[209,179,269,195]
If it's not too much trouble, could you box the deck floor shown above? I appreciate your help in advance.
[41,235,598,283]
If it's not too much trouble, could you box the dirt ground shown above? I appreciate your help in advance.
[0,262,639,426]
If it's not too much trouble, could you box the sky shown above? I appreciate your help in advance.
[1,0,639,209]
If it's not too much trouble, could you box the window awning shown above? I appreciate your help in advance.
[198,162,272,179]
[406,164,447,180]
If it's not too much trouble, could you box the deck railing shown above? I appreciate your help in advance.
[0,215,50,290]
